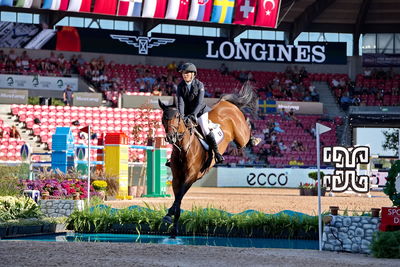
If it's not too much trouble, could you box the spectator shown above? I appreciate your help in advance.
[9,125,21,139]
[219,63,229,75]
[273,122,285,133]
[63,85,74,106]
[166,61,177,73]
[278,108,288,120]
[278,140,287,152]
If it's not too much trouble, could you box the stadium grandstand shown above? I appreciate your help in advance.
[0,0,400,172]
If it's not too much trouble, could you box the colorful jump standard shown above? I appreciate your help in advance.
[104,132,129,198]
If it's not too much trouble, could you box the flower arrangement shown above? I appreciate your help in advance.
[384,160,400,207]
[21,178,95,199]
[299,183,315,189]
[92,180,107,191]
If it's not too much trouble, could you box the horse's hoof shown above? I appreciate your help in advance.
[162,215,173,225]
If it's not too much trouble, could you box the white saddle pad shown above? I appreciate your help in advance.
[199,120,224,151]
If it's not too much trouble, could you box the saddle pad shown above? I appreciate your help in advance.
[199,121,224,151]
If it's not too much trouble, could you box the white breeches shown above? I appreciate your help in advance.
[197,113,210,136]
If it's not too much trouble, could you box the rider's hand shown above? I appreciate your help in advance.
[184,115,196,125]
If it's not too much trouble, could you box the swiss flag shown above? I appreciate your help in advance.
[165,0,190,20]
[233,0,256,25]
[254,0,281,28]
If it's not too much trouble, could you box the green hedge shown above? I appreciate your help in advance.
[66,206,318,239]
[0,196,42,221]
[371,231,400,258]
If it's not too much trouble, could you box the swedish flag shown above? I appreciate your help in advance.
[210,0,235,24]
[259,99,277,113]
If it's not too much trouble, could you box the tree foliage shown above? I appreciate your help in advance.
[383,129,399,156]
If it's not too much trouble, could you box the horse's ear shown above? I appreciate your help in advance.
[158,99,166,110]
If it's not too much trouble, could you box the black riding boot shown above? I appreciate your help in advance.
[165,160,171,168]
[206,132,224,164]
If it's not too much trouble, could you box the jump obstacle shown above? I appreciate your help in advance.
[24,127,168,198]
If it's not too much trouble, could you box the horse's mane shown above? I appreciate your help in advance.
[220,82,258,116]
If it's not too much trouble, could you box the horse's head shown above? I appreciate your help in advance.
[159,99,186,145]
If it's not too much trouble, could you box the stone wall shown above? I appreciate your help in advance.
[322,215,380,254]
[40,200,84,217]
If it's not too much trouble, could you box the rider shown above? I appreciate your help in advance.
[166,62,224,166]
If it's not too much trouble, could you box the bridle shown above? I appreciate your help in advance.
[163,109,195,153]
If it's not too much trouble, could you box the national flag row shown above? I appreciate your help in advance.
[0,0,281,28]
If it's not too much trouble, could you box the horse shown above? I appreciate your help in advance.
[158,84,258,237]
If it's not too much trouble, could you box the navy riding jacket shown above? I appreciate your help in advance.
[176,78,211,118]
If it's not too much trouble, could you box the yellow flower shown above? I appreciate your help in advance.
[92,180,107,191]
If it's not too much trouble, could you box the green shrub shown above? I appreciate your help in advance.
[0,164,29,196]
[66,205,318,239]
[371,231,400,258]
[308,171,325,181]
[0,196,43,221]
[28,97,39,105]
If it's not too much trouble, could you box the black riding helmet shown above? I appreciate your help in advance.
[179,62,197,75]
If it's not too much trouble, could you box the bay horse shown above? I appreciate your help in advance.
[158,84,258,237]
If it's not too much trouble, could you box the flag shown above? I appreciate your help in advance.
[15,0,33,8]
[210,0,235,24]
[79,0,91,12]
[80,126,89,133]
[188,0,213,21]
[233,0,256,25]
[41,0,53,9]
[165,0,190,20]
[142,0,167,18]
[0,0,13,6]
[258,99,276,113]
[51,0,61,10]
[31,0,42,8]
[132,0,142,16]
[93,0,118,15]
[117,0,142,16]
[316,123,331,135]
[254,0,281,28]
[67,0,82,11]
[59,0,69,10]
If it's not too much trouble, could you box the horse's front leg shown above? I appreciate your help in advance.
[163,182,192,237]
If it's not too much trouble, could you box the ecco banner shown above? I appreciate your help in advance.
[216,167,334,188]
[39,27,347,65]
[0,74,78,91]
[0,89,28,104]
[73,93,102,107]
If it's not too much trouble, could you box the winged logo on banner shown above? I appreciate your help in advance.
[110,35,176,55]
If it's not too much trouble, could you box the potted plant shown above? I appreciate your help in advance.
[92,180,108,200]
[298,182,326,196]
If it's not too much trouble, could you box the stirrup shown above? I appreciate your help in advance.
[215,153,224,164]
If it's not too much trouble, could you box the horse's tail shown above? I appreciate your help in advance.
[221,82,258,116]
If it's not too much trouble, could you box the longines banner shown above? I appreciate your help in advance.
[0,74,78,91]
[73,93,102,107]
[0,89,28,104]
[122,94,219,109]
[276,101,324,114]
[216,167,335,188]
[39,26,347,65]
[123,94,322,114]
